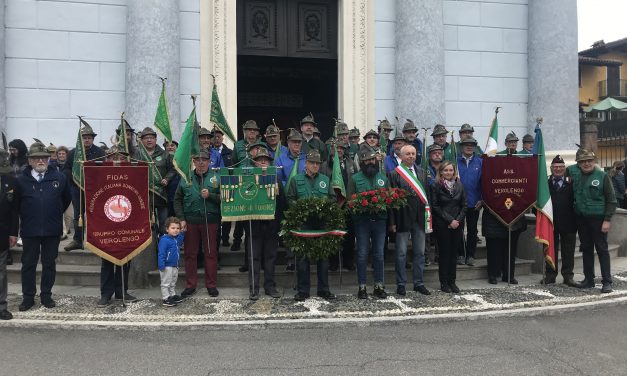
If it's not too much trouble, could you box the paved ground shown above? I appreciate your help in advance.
[1,304,626,375]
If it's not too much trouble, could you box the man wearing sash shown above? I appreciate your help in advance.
[349,146,390,299]
[388,145,431,296]
[286,150,336,301]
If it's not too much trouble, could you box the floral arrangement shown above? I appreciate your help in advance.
[347,187,408,214]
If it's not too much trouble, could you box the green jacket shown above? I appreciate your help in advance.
[232,138,258,167]
[571,166,617,220]
[349,171,389,221]
[286,172,335,205]
[302,136,328,162]
[173,170,221,224]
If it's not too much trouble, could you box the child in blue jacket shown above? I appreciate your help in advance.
[158,217,185,307]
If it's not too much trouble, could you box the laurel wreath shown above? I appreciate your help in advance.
[279,197,346,261]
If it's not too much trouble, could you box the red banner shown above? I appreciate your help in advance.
[481,155,538,226]
[83,161,151,265]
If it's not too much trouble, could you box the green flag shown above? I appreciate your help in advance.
[135,140,167,200]
[210,80,236,143]
[72,117,88,190]
[173,107,200,186]
[286,152,300,189]
[153,79,173,142]
[116,115,129,156]
[331,143,346,206]
[485,111,499,155]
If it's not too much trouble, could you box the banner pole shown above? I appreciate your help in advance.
[507,226,512,286]
[338,248,343,290]
[249,220,255,295]
[121,263,127,308]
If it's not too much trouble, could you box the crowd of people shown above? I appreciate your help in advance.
[0,115,619,320]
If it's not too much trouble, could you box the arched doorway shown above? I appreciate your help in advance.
[236,0,338,141]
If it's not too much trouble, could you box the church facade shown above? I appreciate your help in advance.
[2,0,578,151]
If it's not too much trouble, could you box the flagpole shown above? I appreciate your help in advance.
[248,219,255,296]
[507,226,512,286]
[121,262,127,308]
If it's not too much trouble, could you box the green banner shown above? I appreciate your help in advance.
[220,166,278,221]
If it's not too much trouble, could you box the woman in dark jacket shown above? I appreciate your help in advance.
[430,161,467,293]
[8,139,28,176]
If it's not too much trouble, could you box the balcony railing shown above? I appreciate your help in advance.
[598,79,627,97]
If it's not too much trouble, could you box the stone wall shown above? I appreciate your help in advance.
[374,0,396,125]
[5,0,127,145]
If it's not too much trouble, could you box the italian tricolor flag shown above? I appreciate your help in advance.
[533,124,556,270]
[484,112,499,155]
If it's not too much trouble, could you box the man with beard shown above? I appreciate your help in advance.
[138,127,176,233]
[426,144,444,186]
[388,145,431,296]
[64,122,106,251]
[0,147,18,319]
[349,146,390,299]
[15,142,71,311]
[286,150,336,301]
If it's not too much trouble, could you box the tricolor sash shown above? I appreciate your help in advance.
[395,164,433,233]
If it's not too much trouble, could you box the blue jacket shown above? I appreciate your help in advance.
[457,154,483,207]
[209,148,224,169]
[268,145,288,161]
[275,151,306,187]
[384,154,401,174]
[158,232,184,270]
[15,166,72,237]
[427,164,437,186]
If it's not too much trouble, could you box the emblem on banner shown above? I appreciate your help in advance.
[239,182,258,200]
[504,197,513,210]
[104,195,132,222]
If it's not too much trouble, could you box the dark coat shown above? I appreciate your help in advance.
[388,164,427,232]
[0,174,19,237]
[481,208,527,239]
[430,180,467,227]
[14,166,72,237]
[65,144,106,187]
[218,144,234,167]
[549,176,577,233]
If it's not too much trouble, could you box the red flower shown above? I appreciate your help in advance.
[361,200,368,207]
[392,193,399,199]
[371,196,379,203]
[361,192,368,197]
[351,194,357,199]
[379,188,386,192]
[385,198,393,204]
[348,202,355,208]
[369,190,376,195]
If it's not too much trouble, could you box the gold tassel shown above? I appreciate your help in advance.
[78,214,83,227]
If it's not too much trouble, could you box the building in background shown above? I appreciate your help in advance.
[2,0,579,152]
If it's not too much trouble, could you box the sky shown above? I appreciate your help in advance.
[578,0,627,51]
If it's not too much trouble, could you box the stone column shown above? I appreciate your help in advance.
[126,0,180,287]
[579,117,601,155]
[395,0,444,129]
[528,0,579,151]
[0,0,6,133]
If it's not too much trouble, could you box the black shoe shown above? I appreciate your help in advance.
[294,292,309,301]
[601,282,612,293]
[18,300,34,312]
[343,264,356,271]
[64,240,82,252]
[502,277,518,284]
[238,265,248,273]
[466,257,475,266]
[162,298,176,307]
[373,285,387,299]
[115,293,138,302]
[265,289,281,298]
[181,288,197,298]
[41,299,56,309]
[222,239,230,247]
[171,295,184,304]
[97,296,111,307]
[456,256,465,265]
[230,242,241,251]
[249,292,259,301]
[578,278,595,288]
[396,285,406,296]
[424,258,431,267]
[207,287,219,297]
[357,287,368,299]
[540,278,556,285]
[488,276,498,284]
[329,264,339,272]
[0,309,13,320]
[440,283,452,293]
[285,263,295,272]
[317,291,336,300]
[449,282,460,294]
[563,279,581,288]
[414,285,431,295]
